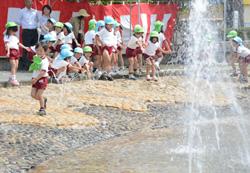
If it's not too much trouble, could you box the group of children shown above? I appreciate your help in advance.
[4,16,171,115]
[227,30,250,83]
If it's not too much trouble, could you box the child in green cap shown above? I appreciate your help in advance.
[4,22,30,86]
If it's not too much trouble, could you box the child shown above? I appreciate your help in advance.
[111,20,122,74]
[232,36,250,83]
[4,22,30,86]
[63,22,80,48]
[126,24,144,80]
[84,19,96,49]
[71,47,83,68]
[153,20,171,70]
[144,31,171,81]
[227,30,239,76]
[81,46,94,79]
[42,34,56,60]
[54,22,65,54]
[95,16,115,81]
[115,22,124,71]
[30,43,49,115]
[50,49,83,82]
[94,20,105,76]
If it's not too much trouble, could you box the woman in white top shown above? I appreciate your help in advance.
[4,22,29,86]
[38,5,52,41]
[232,36,250,83]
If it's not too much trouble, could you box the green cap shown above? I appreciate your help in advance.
[227,30,237,38]
[150,31,159,38]
[134,24,144,33]
[88,19,96,31]
[54,22,64,28]
[29,55,42,72]
[5,22,18,29]
[154,20,164,33]
[83,46,93,53]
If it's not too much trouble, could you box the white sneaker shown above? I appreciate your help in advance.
[10,79,20,86]
[129,74,137,80]
[152,76,158,81]
[146,75,152,81]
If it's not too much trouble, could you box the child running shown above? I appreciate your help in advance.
[4,22,30,86]
[126,24,144,80]
[232,36,250,83]
[144,31,171,81]
[30,43,49,115]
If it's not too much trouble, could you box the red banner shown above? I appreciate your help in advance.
[0,1,178,56]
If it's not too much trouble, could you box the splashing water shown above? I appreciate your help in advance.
[184,0,250,172]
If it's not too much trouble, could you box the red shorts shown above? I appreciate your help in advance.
[136,47,143,55]
[48,67,58,77]
[102,46,113,55]
[143,53,156,60]
[9,49,20,60]
[126,47,136,58]
[241,55,250,64]
[55,44,62,52]
[32,77,48,90]
[117,46,122,51]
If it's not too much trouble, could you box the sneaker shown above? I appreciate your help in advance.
[152,76,158,81]
[37,109,46,116]
[10,79,20,86]
[129,74,137,80]
[107,73,114,81]
[94,70,103,80]
[44,98,47,109]
[51,77,60,84]
[230,72,238,77]
[99,72,108,80]
[146,75,152,81]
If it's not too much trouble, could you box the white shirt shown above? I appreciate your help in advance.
[144,41,160,56]
[97,28,115,47]
[51,59,69,69]
[127,36,142,49]
[38,14,49,35]
[18,7,38,29]
[116,31,122,44]
[70,56,79,65]
[158,33,166,47]
[49,31,57,39]
[57,32,65,43]
[32,57,49,78]
[84,30,96,45]
[79,56,89,66]
[237,46,250,58]
[64,32,75,44]
[4,35,19,50]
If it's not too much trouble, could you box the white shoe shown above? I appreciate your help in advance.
[152,76,158,81]
[146,75,152,81]
[10,79,20,86]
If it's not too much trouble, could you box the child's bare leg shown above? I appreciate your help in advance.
[128,58,134,74]
[31,88,37,99]
[118,50,124,68]
[36,89,45,109]
[9,60,16,79]
[137,54,142,71]
[151,59,156,77]
[102,50,112,72]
